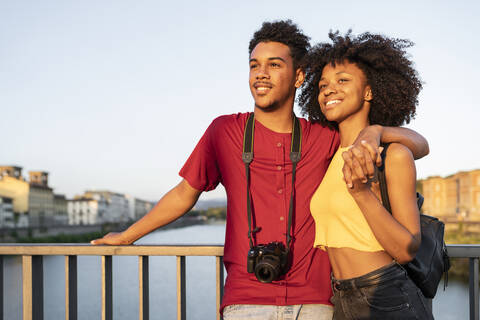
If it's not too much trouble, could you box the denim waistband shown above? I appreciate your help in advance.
[331,261,406,291]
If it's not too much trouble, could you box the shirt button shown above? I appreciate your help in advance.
[277,142,282,147]
[278,189,283,194]
[280,216,284,221]
[276,166,282,171]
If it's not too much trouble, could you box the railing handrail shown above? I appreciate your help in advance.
[445,244,480,257]
[0,243,479,320]
[0,242,477,256]
[0,244,224,256]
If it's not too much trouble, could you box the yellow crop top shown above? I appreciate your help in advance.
[310,147,384,252]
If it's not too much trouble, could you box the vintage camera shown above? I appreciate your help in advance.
[246,242,289,283]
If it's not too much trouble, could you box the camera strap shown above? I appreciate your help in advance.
[242,113,302,251]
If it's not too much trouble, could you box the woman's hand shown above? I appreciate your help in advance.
[342,143,383,189]
[342,159,371,195]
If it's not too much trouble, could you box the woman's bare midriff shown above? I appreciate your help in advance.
[327,247,394,279]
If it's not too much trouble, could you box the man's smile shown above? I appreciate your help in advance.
[253,81,273,94]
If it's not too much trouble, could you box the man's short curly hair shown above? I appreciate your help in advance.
[249,20,311,69]
[299,31,422,128]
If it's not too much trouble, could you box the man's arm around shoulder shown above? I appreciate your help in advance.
[342,125,429,188]
[91,179,202,245]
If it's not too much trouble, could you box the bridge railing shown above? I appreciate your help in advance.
[0,244,478,320]
[0,244,224,320]
[448,244,480,320]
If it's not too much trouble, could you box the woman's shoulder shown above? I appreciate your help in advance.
[384,143,415,178]
[385,143,414,164]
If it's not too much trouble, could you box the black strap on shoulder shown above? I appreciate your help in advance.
[376,143,391,213]
[378,143,425,212]
[290,115,302,163]
[242,114,256,248]
[286,115,301,248]
[242,114,255,164]
[242,113,302,250]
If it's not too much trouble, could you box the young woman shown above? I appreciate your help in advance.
[299,32,433,319]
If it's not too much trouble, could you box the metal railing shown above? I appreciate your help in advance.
[0,244,479,320]
[0,244,224,320]
[448,244,480,320]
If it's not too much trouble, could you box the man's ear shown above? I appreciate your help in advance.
[295,68,305,88]
[364,86,373,101]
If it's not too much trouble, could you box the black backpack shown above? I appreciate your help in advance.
[377,144,450,299]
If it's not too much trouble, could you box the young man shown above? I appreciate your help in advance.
[92,20,428,319]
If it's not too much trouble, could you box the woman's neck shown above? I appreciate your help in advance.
[338,116,370,147]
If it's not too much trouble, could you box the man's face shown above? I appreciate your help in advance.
[249,41,301,112]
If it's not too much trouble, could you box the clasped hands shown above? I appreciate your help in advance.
[342,126,384,192]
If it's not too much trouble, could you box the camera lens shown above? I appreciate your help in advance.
[254,256,281,283]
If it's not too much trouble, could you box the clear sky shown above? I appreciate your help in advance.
[1,0,479,202]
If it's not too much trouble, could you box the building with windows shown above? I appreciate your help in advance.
[83,190,131,223]
[68,190,155,225]
[0,166,29,227]
[419,169,480,220]
[68,196,107,225]
[53,194,68,225]
[28,171,55,227]
[69,190,132,225]
[0,196,14,228]
[133,198,155,220]
[0,166,68,227]
[2,165,156,227]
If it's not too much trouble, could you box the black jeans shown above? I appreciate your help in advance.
[331,262,433,320]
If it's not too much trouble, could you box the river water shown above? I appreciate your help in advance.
[2,223,470,319]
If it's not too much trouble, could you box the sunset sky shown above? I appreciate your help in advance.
[2,0,479,201]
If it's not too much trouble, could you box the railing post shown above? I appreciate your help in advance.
[139,256,149,320]
[176,256,186,320]
[469,257,479,320]
[216,256,224,320]
[65,255,77,320]
[22,256,32,320]
[22,255,43,320]
[101,256,113,320]
[0,256,3,320]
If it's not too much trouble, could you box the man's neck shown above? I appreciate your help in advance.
[254,106,294,133]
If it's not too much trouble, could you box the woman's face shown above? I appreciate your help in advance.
[317,61,371,124]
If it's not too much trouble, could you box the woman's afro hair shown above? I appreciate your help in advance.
[299,31,422,128]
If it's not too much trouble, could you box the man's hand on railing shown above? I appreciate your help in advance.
[90,232,133,245]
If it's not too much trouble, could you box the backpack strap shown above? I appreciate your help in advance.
[377,143,424,212]
[376,143,391,212]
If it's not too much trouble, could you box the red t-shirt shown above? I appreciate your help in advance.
[179,112,339,311]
